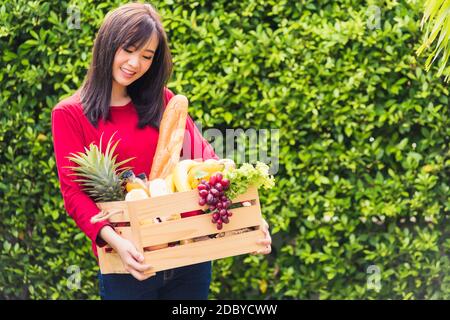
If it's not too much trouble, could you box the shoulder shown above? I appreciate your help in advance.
[163,87,175,105]
[52,90,83,115]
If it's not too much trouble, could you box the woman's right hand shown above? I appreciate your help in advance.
[114,237,155,281]
[99,226,154,281]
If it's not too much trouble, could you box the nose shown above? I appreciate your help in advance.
[127,54,139,70]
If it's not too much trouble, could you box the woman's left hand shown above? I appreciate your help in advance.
[253,218,272,255]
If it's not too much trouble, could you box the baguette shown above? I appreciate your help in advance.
[149,95,189,180]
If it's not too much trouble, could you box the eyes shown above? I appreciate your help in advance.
[123,47,153,60]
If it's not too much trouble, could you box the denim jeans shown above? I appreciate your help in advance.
[98,261,212,300]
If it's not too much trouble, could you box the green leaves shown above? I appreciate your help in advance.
[224,162,275,200]
[417,0,450,81]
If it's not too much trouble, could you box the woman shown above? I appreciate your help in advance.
[51,2,271,300]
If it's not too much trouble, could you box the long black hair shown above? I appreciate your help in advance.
[80,2,173,129]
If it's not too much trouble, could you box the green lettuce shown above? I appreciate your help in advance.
[224,161,275,200]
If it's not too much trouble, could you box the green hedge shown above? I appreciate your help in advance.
[1,0,449,299]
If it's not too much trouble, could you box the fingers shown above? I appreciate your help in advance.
[260,219,270,236]
[125,263,154,281]
[128,249,151,272]
[257,225,272,247]
[251,243,272,255]
[257,238,271,246]
[251,245,271,255]
[253,237,272,255]
[125,261,154,281]
[127,267,155,281]
[252,225,272,255]
[116,239,155,281]
[124,249,154,281]
[255,239,272,255]
[263,219,269,230]
[128,259,153,273]
[130,249,145,263]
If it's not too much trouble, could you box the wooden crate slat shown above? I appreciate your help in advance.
[97,248,124,274]
[129,204,144,256]
[115,226,132,239]
[142,229,265,272]
[127,186,260,222]
[126,189,203,221]
[140,205,262,247]
[231,186,259,204]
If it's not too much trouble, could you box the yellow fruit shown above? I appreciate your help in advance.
[204,159,219,165]
[148,178,170,197]
[172,159,200,192]
[187,162,224,189]
[185,162,208,188]
[126,181,148,194]
[125,189,149,201]
[189,171,210,189]
[165,174,175,193]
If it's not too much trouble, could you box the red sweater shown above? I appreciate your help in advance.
[51,88,218,258]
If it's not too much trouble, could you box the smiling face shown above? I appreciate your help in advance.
[112,34,159,87]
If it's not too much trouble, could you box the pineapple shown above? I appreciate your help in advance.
[65,132,135,202]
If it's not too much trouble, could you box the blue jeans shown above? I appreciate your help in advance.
[98,261,212,300]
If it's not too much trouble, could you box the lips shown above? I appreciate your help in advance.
[120,67,136,79]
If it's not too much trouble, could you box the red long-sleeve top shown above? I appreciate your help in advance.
[51,88,218,259]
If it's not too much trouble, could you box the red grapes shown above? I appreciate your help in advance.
[197,172,233,230]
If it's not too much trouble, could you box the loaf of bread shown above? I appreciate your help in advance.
[149,95,189,180]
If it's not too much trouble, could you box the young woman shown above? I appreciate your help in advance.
[51,2,271,300]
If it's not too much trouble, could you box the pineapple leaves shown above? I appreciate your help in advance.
[63,131,135,202]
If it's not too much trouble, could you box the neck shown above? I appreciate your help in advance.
[111,80,128,105]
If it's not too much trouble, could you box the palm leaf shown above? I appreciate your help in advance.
[417,0,450,81]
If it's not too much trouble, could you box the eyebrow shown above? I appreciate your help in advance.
[126,45,155,54]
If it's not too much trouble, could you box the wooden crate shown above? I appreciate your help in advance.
[96,186,265,274]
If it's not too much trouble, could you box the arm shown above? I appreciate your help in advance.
[51,108,111,247]
[52,108,153,280]
[99,226,154,280]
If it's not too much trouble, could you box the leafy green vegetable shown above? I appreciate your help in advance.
[224,161,275,200]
